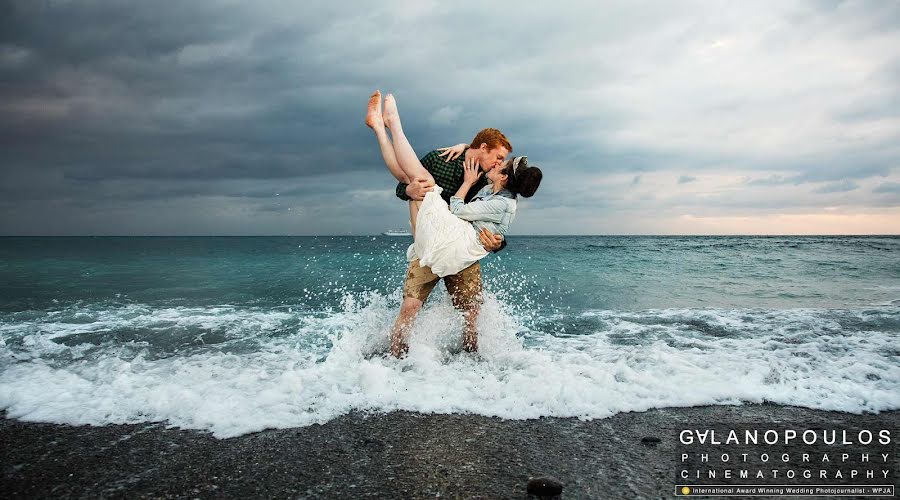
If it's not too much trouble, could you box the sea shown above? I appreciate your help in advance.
[1,236,898,438]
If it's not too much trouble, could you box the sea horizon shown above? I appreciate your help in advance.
[2,234,899,237]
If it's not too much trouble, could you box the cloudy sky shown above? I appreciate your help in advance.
[1,0,899,235]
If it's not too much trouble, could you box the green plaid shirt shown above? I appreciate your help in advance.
[395,150,488,204]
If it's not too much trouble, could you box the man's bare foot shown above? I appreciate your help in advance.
[382,93,399,130]
[462,338,478,353]
[365,90,383,129]
[390,339,409,358]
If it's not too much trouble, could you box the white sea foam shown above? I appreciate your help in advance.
[1,296,898,438]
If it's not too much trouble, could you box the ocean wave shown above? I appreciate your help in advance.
[1,297,898,438]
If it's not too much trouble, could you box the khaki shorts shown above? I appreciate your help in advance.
[403,258,483,310]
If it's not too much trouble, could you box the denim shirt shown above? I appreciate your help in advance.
[449,185,517,236]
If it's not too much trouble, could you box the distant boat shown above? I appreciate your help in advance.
[382,230,412,237]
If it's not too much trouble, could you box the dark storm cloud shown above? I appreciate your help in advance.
[1,0,899,234]
[873,182,900,194]
[746,159,892,187]
[0,0,393,235]
[747,175,796,187]
[812,180,859,194]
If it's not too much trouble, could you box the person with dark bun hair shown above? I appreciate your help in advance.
[498,155,543,198]
[366,90,542,357]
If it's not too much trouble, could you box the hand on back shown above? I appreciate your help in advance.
[437,143,468,161]
[479,227,503,252]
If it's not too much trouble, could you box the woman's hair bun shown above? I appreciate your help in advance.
[505,157,542,198]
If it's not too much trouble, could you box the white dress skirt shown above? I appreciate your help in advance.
[406,187,488,278]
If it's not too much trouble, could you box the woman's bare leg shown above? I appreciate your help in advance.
[408,200,421,237]
[382,94,435,185]
[366,90,409,184]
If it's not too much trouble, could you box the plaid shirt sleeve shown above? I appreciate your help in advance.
[395,180,410,200]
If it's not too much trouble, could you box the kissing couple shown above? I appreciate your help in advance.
[366,91,543,358]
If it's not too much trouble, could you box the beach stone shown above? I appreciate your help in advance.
[526,476,563,496]
[641,436,661,444]
[358,437,384,452]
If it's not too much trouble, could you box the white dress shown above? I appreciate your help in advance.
[407,187,489,278]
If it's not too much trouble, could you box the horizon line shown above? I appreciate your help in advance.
[1,234,898,238]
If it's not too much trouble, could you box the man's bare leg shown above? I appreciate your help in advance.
[390,296,422,358]
[446,263,482,354]
[382,94,435,185]
[366,90,409,184]
[462,306,479,353]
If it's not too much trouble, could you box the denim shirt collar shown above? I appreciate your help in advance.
[475,185,515,200]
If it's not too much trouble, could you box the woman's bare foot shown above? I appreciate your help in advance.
[382,93,399,130]
[365,90,384,130]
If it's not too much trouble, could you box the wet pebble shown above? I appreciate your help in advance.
[526,476,563,496]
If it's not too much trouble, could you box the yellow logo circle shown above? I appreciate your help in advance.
[681,486,691,495]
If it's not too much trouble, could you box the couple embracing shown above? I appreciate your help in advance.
[366,91,543,358]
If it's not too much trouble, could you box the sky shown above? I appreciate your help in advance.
[1,0,899,235]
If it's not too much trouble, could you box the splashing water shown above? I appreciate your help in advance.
[1,236,898,437]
